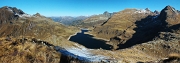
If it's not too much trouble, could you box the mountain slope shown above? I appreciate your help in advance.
[0,6,79,47]
[91,5,180,50]
[1,5,180,63]
[0,6,79,63]
[87,5,180,62]
[91,8,157,49]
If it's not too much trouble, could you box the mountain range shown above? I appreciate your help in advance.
[50,11,116,28]
[0,5,180,63]
[50,16,88,25]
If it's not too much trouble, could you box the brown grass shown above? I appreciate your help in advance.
[0,14,79,47]
[0,38,61,63]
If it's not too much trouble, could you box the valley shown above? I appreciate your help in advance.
[58,5,180,63]
[0,2,180,63]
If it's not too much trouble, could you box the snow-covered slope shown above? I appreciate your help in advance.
[55,43,111,62]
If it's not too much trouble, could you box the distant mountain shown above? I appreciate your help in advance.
[49,11,116,28]
[50,16,88,25]
[72,11,116,28]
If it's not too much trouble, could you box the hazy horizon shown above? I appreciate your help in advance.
[1,0,180,17]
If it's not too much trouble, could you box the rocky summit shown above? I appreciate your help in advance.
[0,5,180,63]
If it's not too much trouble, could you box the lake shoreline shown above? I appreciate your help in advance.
[84,32,110,41]
[67,30,81,40]
[67,28,110,42]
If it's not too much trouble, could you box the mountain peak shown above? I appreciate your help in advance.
[165,5,174,10]
[2,6,25,15]
[0,6,20,24]
[33,13,45,18]
[163,5,178,14]
[145,8,150,11]
[34,13,41,16]
[159,5,179,19]
[154,10,160,14]
[159,5,180,26]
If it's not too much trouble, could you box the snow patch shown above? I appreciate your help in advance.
[15,13,32,18]
[21,14,32,17]
[67,44,109,61]
[6,7,13,13]
[67,48,105,61]
[56,43,110,62]
[134,9,150,14]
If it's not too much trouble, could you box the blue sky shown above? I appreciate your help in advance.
[0,0,179,17]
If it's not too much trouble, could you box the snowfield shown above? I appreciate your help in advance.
[55,43,110,62]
